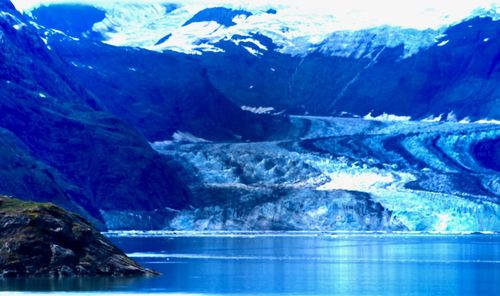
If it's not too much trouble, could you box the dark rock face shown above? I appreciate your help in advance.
[0,196,157,277]
[0,128,98,224]
[30,4,106,41]
[0,0,13,10]
[48,35,295,142]
[473,138,500,172]
[183,7,252,27]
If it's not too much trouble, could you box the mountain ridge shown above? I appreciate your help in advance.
[21,2,500,121]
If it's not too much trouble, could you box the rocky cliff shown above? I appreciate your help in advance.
[0,196,157,277]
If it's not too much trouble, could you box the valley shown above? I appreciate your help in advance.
[0,0,499,232]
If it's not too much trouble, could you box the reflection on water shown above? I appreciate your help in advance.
[1,234,499,295]
[0,276,143,292]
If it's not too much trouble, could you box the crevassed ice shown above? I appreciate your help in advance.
[151,117,500,232]
[363,112,412,122]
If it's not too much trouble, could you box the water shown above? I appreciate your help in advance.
[1,233,500,295]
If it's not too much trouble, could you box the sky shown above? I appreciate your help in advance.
[11,0,500,13]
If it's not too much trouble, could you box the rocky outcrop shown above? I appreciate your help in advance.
[0,196,157,277]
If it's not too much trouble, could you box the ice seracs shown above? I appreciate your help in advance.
[363,112,411,122]
[421,114,443,122]
[148,116,500,232]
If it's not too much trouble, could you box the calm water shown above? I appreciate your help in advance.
[1,233,500,295]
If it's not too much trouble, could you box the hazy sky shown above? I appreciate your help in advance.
[11,0,499,11]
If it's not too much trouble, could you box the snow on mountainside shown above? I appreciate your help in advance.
[12,1,500,123]
[13,0,500,58]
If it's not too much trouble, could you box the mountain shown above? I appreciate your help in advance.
[199,16,500,120]
[1,0,499,231]
[22,1,500,121]
[0,0,298,230]
[0,0,192,228]
[43,34,295,142]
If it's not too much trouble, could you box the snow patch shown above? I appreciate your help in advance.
[317,170,411,192]
[436,39,449,46]
[241,106,275,114]
[243,46,262,56]
[307,206,328,218]
[12,23,25,30]
[232,37,268,51]
[435,213,451,232]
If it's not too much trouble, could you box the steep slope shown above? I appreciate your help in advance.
[45,35,294,142]
[201,17,500,120]
[0,0,191,228]
[0,128,92,219]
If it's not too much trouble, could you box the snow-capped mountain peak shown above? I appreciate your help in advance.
[13,0,500,58]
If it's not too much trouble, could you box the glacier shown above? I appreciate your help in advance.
[140,117,500,232]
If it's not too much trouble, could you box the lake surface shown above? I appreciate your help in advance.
[1,232,500,295]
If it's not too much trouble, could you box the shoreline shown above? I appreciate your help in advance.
[103,230,500,238]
